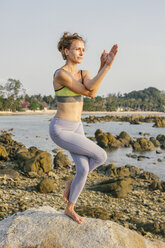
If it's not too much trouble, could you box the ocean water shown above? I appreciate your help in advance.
[0,114,165,179]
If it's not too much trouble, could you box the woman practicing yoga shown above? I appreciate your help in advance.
[49,32,118,224]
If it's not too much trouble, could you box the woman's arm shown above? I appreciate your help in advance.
[54,70,94,98]
[84,44,118,91]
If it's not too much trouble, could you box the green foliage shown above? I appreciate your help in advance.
[83,87,165,112]
[29,100,40,110]
[0,78,164,112]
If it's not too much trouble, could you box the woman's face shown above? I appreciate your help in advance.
[65,40,85,64]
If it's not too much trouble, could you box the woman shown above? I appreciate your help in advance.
[49,32,118,224]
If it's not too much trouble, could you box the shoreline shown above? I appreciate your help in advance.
[0,110,165,116]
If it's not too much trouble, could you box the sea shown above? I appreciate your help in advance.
[0,114,165,180]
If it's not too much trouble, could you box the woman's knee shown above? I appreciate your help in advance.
[100,148,107,164]
[76,164,89,177]
[96,148,107,165]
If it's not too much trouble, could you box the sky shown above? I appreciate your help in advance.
[0,0,165,97]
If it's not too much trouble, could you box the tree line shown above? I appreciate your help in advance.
[0,79,165,112]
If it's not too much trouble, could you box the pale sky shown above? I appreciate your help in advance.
[0,0,165,97]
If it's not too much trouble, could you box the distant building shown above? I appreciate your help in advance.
[20,101,30,110]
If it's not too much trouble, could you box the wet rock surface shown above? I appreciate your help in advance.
[94,128,165,157]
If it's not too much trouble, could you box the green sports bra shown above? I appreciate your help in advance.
[54,69,84,102]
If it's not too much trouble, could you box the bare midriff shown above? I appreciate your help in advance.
[55,102,83,122]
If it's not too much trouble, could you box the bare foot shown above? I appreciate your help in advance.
[63,179,72,203]
[64,208,83,224]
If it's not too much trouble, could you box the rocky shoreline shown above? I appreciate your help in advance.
[93,128,165,152]
[82,114,165,127]
[0,130,165,243]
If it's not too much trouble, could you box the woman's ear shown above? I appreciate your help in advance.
[64,48,69,57]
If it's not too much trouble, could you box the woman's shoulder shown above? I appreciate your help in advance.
[81,70,92,79]
[54,68,70,80]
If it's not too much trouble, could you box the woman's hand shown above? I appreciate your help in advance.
[100,50,108,68]
[98,50,108,72]
[105,44,118,66]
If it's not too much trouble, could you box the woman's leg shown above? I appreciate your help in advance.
[49,118,107,223]
[68,122,107,203]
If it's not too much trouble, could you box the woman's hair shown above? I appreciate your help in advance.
[58,32,85,60]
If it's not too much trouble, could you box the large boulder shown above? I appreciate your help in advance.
[16,147,52,175]
[0,206,164,248]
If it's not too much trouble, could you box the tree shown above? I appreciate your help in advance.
[29,100,40,110]
[5,79,26,99]
[0,85,4,97]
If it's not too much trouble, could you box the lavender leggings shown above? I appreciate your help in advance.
[49,117,107,204]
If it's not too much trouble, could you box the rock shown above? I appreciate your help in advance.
[88,177,133,198]
[160,142,165,149]
[47,171,57,178]
[150,137,160,147]
[27,171,39,178]
[76,205,110,220]
[153,119,165,127]
[125,164,142,177]
[37,178,56,193]
[138,157,144,161]
[139,172,159,181]
[16,148,52,175]
[156,134,165,145]
[149,181,163,191]
[95,128,103,137]
[144,133,150,136]
[97,164,130,178]
[149,180,165,192]
[156,150,162,154]
[161,181,165,191]
[0,206,164,248]
[0,145,8,160]
[0,168,20,179]
[52,148,64,153]
[117,131,132,147]
[130,120,142,125]
[129,218,165,236]
[138,155,150,160]
[106,132,120,149]
[95,129,120,149]
[96,133,109,148]
[132,138,156,152]
[53,151,71,168]
[126,153,138,159]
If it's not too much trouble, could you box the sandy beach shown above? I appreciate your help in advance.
[0,110,165,116]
